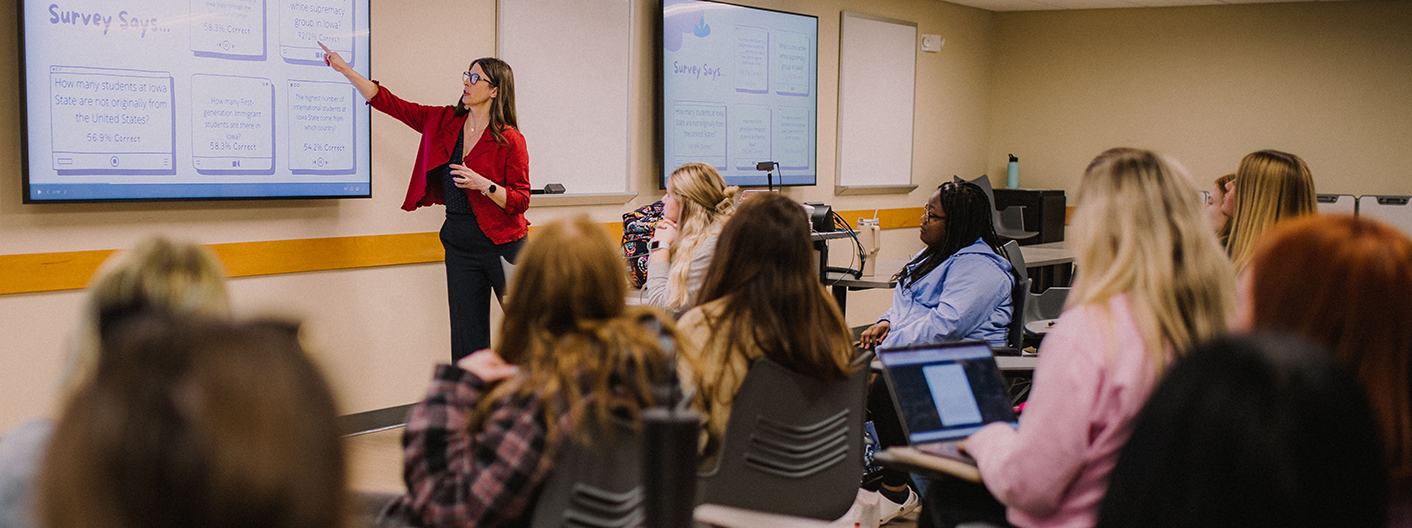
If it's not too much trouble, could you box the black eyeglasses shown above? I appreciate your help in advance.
[923,204,946,224]
[463,71,496,86]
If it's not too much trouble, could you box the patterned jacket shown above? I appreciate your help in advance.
[384,365,572,528]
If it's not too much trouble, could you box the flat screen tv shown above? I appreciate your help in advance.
[659,0,817,188]
[20,0,372,202]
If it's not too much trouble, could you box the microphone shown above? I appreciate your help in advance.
[755,161,778,192]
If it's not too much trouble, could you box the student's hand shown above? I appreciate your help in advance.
[859,321,890,349]
[318,42,352,75]
[652,218,678,246]
[456,349,519,382]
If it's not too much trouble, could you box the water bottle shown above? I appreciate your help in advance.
[1007,154,1019,189]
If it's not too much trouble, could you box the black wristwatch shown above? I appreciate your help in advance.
[485,184,498,195]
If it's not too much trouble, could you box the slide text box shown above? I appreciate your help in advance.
[49,66,175,175]
[190,74,275,174]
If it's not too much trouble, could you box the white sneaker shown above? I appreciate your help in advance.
[877,487,919,525]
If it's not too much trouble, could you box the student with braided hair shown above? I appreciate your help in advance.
[858,181,1017,522]
[859,181,1016,350]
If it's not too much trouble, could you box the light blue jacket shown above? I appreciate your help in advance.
[878,238,1015,349]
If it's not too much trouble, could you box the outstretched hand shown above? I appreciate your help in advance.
[318,42,351,74]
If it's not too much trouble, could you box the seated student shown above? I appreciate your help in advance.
[858,181,1015,350]
[940,148,1234,528]
[37,314,347,528]
[1238,215,1412,526]
[676,192,858,472]
[1223,149,1316,270]
[384,216,680,528]
[0,236,228,528]
[1096,334,1388,528]
[857,181,1016,522]
[643,162,740,317]
[1207,173,1235,242]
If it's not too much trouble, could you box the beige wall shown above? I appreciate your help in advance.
[9,0,1408,433]
[987,1,1412,197]
[0,0,992,430]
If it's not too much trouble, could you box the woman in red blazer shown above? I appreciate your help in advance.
[321,43,530,362]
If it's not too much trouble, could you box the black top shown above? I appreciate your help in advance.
[435,128,496,249]
[439,128,476,215]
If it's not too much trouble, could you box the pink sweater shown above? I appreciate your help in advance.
[967,294,1163,528]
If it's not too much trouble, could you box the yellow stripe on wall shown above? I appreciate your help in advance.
[0,207,936,297]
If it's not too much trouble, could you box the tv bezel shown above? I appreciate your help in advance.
[656,0,819,190]
[17,1,375,204]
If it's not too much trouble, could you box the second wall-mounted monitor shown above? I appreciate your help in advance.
[660,0,817,188]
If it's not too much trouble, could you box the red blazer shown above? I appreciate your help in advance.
[369,85,530,244]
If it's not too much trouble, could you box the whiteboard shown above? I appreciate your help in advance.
[836,12,916,194]
[499,0,632,195]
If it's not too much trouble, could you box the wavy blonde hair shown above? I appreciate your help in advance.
[1225,150,1316,270]
[665,162,739,311]
[473,216,679,449]
[64,236,229,398]
[1069,148,1235,370]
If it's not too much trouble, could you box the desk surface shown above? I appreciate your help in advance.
[1020,241,1073,267]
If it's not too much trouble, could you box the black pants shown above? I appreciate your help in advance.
[440,215,524,363]
[917,475,1011,528]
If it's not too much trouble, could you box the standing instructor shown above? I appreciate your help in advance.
[321,43,530,362]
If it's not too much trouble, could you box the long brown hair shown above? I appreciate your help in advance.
[1225,149,1316,270]
[39,314,346,528]
[693,193,855,391]
[1247,215,1412,488]
[475,216,678,446]
[455,57,518,145]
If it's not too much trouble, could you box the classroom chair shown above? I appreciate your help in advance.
[1000,241,1069,344]
[955,175,1039,243]
[529,418,645,528]
[695,351,873,521]
[1316,194,1358,216]
[1356,195,1412,235]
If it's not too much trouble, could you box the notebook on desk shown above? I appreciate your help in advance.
[878,341,1018,466]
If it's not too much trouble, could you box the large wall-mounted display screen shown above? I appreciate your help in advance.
[660,0,817,188]
[20,0,372,202]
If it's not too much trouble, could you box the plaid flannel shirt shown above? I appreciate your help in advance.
[385,364,569,528]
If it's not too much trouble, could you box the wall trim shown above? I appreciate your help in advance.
[1,207,933,297]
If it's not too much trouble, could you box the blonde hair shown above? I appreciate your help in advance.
[1069,148,1235,369]
[65,236,229,397]
[1225,150,1317,270]
[665,162,740,311]
[476,216,678,449]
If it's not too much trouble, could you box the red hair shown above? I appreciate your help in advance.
[1249,214,1412,489]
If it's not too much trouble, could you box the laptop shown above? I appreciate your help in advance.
[878,341,1018,465]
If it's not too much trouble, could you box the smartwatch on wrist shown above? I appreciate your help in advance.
[649,240,669,252]
[483,184,498,195]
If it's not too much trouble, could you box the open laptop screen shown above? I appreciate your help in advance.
[879,342,1018,443]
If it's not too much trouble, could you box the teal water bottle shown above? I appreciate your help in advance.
[1007,154,1019,189]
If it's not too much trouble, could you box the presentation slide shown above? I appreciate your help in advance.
[661,0,817,188]
[22,0,371,202]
